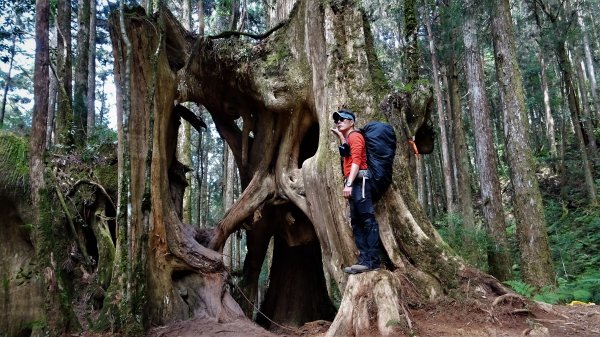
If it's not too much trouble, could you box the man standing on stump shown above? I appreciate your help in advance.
[330,109,381,274]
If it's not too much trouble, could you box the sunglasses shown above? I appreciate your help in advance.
[334,118,351,124]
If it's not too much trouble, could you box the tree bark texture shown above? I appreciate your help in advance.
[578,11,600,120]
[74,0,91,143]
[554,34,598,206]
[108,1,513,334]
[425,10,454,215]
[538,52,557,158]
[55,0,74,148]
[0,35,16,127]
[490,0,555,288]
[462,0,513,282]
[87,0,97,137]
[447,59,476,229]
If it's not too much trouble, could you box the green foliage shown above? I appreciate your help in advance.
[544,200,600,277]
[0,131,29,194]
[504,279,535,298]
[83,126,117,161]
[434,213,488,270]
[505,270,600,305]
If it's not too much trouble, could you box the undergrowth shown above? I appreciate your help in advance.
[436,143,600,305]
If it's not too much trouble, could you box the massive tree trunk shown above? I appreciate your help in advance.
[490,0,555,288]
[108,1,514,335]
[462,0,513,282]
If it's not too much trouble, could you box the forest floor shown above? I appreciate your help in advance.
[277,302,600,337]
[138,301,600,337]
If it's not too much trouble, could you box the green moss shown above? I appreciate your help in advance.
[329,276,342,309]
[362,9,389,101]
[0,132,29,195]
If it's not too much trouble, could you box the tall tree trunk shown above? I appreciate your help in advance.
[198,0,205,36]
[490,0,555,288]
[179,0,193,224]
[87,0,97,137]
[74,0,91,144]
[447,58,475,229]
[56,0,74,148]
[196,127,204,226]
[555,43,598,205]
[538,52,557,158]
[229,0,240,30]
[416,155,426,208]
[462,0,512,282]
[0,34,16,127]
[571,50,597,151]
[30,0,50,333]
[47,24,58,147]
[223,145,236,267]
[424,9,454,215]
[578,11,600,120]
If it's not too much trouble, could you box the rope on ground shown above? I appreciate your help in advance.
[229,274,301,334]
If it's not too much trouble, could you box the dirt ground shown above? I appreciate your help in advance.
[140,301,600,337]
[276,304,600,337]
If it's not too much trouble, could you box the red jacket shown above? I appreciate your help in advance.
[343,131,368,177]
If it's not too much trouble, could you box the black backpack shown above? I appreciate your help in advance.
[360,122,397,200]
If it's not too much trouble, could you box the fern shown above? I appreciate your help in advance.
[504,280,535,298]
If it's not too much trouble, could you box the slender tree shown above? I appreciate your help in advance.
[31,0,50,224]
[55,0,74,148]
[424,6,455,215]
[533,0,598,205]
[577,9,600,120]
[538,52,558,158]
[30,0,50,330]
[74,0,91,143]
[87,0,97,137]
[447,58,476,229]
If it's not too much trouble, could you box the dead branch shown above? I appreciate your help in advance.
[68,179,117,211]
[208,19,288,40]
[173,104,207,131]
[54,180,92,268]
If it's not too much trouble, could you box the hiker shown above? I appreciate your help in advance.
[330,109,381,274]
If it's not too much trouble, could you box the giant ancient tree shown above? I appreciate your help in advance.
[107,0,516,335]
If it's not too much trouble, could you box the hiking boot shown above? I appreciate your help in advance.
[343,264,373,274]
[350,264,370,273]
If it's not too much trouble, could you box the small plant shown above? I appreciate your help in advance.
[504,279,535,298]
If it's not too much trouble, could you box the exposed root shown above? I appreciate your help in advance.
[492,293,526,307]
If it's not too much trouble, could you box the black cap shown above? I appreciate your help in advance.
[332,109,356,122]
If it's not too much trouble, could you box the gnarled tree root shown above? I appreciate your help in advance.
[327,270,413,337]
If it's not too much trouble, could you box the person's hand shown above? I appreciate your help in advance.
[330,126,343,139]
[343,186,352,199]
